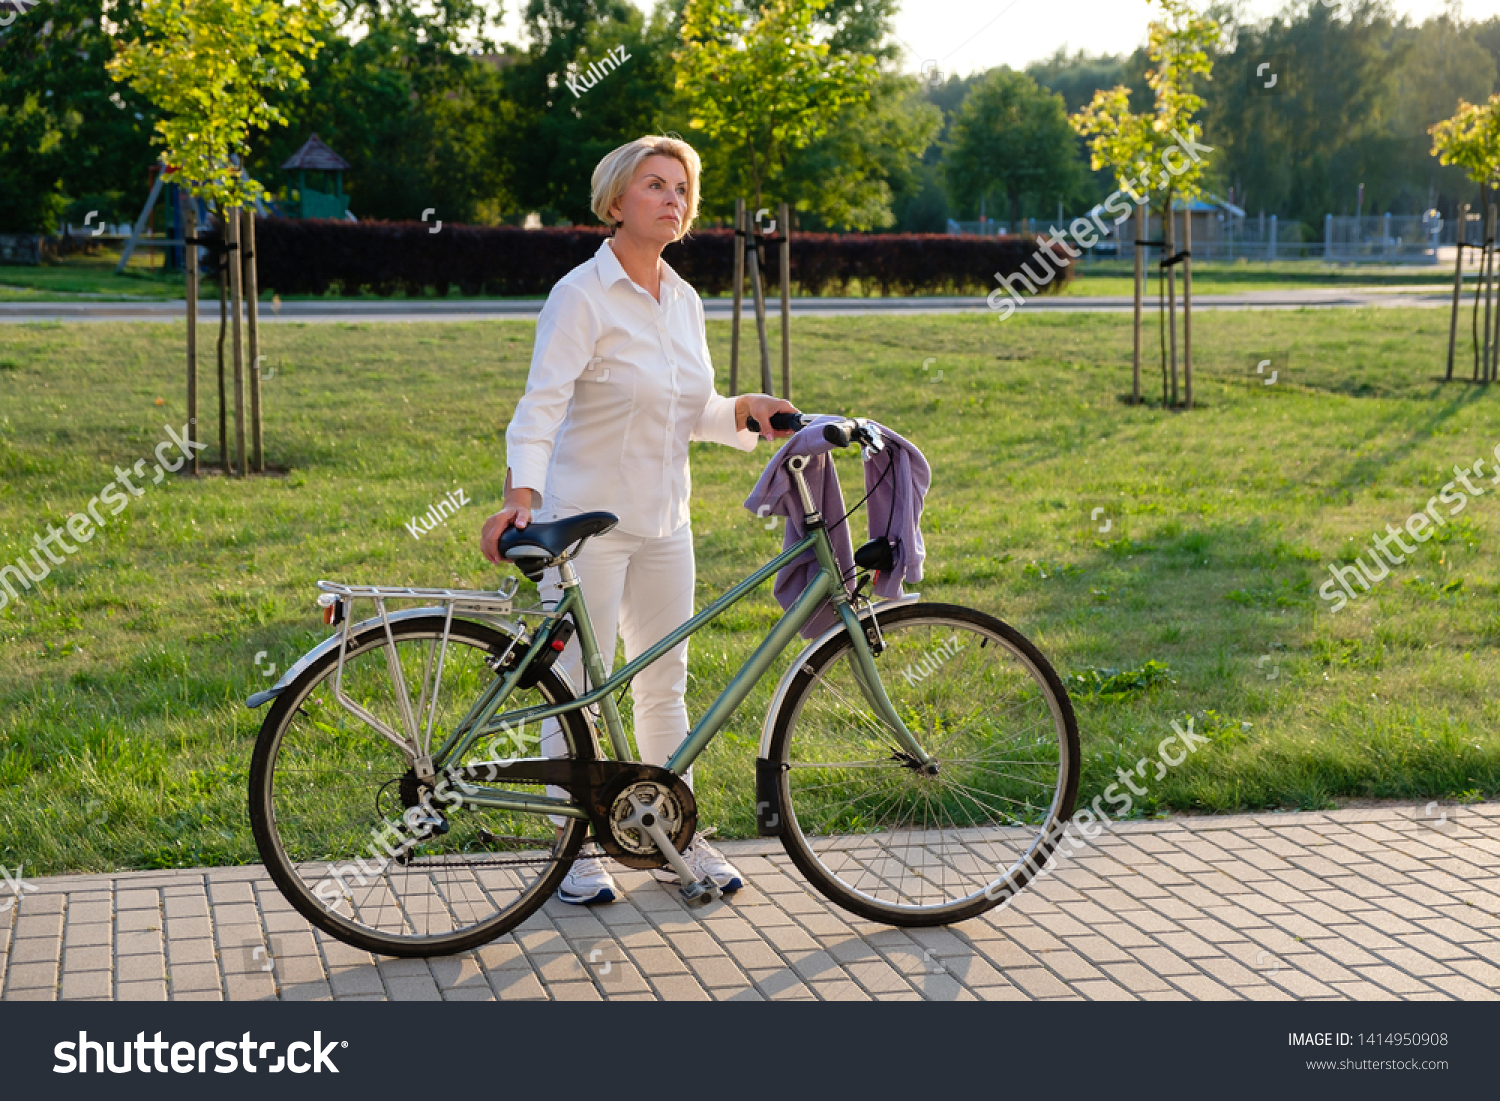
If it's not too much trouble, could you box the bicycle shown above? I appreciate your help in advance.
[247,413,1080,958]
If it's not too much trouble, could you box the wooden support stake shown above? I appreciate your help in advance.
[1448,202,1468,382]
[1484,203,1496,382]
[747,216,773,395]
[1165,189,1178,406]
[227,208,247,476]
[241,209,263,473]
[184,203,199,476]
[1182,204,1193,410]
[730,199,744,397]
[779,200,790,403]
[1133,203,1143,405]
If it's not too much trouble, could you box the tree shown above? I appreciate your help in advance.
[109,0,328,478]
[776,72,941,231]
[943,69,1086,228]
[1072,0,1219,408]
[0,0,158,231]
[1203,1,1407,221]
[108,0,328,210]
[499,0,682,226]
[1431,94,1500,189]
[259,0,517,224]
[674,0,878,214]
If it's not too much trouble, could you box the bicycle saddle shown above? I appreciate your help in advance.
[499,511,618,578]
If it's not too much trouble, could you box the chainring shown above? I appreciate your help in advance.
[593,766,697,870]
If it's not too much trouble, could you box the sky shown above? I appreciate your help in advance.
[495,0,1500,78]
[883,0,1500,79]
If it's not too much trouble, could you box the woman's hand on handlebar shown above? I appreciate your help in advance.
[737,394,800,439]
[481,490,534,566]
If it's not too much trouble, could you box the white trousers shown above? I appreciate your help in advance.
[536,514,697,790]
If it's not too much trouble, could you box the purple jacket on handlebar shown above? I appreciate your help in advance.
[742,415,931,639]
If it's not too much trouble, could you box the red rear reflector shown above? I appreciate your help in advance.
[551,640,566,651]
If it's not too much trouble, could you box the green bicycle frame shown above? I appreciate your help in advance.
[426,518,931,816]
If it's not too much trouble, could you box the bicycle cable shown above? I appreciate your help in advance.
[829,433,898,588]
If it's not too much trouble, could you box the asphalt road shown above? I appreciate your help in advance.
[0,285,1455,324]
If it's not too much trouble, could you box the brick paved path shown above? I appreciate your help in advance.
[3,804,1497,1001]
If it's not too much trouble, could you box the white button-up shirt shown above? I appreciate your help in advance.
[505,237,757,538]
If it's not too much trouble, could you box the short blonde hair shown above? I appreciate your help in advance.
[590,136,702,242]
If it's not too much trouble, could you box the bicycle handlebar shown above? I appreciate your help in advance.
[744,411,881,452]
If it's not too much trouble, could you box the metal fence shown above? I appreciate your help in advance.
[948,211,1478,264]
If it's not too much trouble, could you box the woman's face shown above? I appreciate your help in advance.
[608,154,689,247]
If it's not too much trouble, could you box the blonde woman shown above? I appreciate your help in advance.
[481,136,798,904]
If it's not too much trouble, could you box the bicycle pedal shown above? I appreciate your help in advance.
[678,878,723,909]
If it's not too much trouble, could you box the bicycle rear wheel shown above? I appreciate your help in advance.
[767,602,1079,926]
[249,616,595,958]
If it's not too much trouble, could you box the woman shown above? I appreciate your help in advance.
[480,136,798,904]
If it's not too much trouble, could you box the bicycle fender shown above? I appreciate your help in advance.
[244,608,552,709]
[755,593,921,759]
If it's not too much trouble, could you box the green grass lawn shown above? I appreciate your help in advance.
[2,308,1499,876]
[0,247,186,301]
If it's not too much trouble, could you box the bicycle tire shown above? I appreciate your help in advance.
[249,616,595,958]
[768,602,1079,926]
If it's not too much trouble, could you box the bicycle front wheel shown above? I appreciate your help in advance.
[249,616,595,958]
[768,602,1079,926]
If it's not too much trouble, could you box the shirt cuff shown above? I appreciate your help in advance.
[506,445,550,497]
[694,393,757,451]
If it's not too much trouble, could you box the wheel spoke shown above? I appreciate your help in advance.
[252,620,593,956]
[775,608,1077,922]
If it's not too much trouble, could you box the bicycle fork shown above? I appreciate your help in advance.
[794,454,935,772]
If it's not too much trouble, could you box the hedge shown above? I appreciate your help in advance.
[219,218,1077,299]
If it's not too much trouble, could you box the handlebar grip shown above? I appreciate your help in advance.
[744,411,807,435]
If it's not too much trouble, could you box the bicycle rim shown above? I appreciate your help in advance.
[771,603,1079,925]
[249,618,593,957]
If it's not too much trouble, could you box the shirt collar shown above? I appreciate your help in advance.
[596,236,683,304]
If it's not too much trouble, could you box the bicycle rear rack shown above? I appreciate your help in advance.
[315,577,532,780]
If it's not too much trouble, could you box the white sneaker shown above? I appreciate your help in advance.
[558,844,617,905]
[651,832,744,893]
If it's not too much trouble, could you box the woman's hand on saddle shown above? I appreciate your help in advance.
[481,489,535,566]
[737,394,800,439]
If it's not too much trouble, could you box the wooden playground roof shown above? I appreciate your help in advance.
[281,133,350,172]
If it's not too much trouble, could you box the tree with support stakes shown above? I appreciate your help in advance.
[1071,0,1218,410]
[1430,94,1500,384]
[107,0,327,476]
[674,0,876,399]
